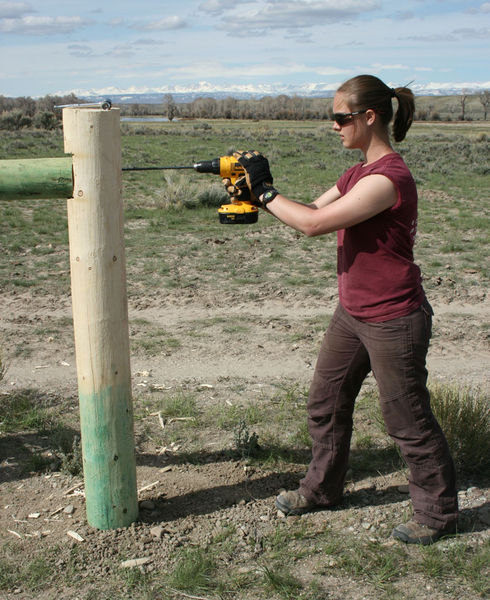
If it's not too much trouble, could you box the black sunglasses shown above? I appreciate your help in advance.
[333,109,368,126]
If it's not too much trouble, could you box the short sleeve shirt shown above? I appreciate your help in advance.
[336,153,425,322]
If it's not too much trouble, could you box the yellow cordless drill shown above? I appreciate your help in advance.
[193,156,258,224]
[123,155,258,224]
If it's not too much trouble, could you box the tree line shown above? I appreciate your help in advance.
[1,90,489,131]
[134,91,490,122]
[0,93,82,130]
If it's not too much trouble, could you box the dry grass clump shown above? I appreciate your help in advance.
[430,383,489,476]
[152,173,227,210]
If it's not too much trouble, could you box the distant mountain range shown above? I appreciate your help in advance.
[71,81,489,104]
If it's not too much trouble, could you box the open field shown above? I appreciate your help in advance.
[0,120,489,599]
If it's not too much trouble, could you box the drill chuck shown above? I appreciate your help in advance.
[193,159,220,174]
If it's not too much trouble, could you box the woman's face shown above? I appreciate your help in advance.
[332,92,367,150]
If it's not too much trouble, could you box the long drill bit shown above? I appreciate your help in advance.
[122,165,195,171]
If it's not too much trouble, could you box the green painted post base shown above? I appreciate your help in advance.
[80,385,138,529]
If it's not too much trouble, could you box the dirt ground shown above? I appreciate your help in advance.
[0,283,489,599]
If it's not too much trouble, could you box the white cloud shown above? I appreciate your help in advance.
[67,41,137,60]
[404,26,489,43]
[394,10,415,20]
[316,66,350,76]
[108,18,124,27]
[452,27,489,39]
[198,0,255,16]
[108,43,136,58]
[163,60,348,80]
[371,63,410,71]
[0,1,31,18]
[133,38,167,46]
[403,33,457,42]
[461,2,490,15]
[212,0,381,35]
[0,15,92,35]
[131,16,187,31]
[68,44,94,58]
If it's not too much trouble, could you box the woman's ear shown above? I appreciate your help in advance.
[365,108,377,126]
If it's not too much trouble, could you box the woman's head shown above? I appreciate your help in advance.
[336,74,415,142]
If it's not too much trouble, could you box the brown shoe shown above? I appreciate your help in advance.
[392,519,455,545]
[275,489,318,516]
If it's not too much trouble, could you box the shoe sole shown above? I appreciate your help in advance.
[392,527,455,546]
[275,497,318,516]
[392,529,436,545]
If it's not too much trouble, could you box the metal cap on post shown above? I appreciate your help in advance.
[63,106,138,529]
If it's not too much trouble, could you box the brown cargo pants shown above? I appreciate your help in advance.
[299,301,458,529]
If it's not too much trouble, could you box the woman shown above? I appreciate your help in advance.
[227,75,458,545]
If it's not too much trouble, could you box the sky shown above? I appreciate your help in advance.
[1,0,489,98]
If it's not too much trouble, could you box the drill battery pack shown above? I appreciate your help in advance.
[218,201,258,224]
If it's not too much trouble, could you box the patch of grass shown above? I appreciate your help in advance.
[207,400,267,431]
[118,567,153,595]
[353,431,377,450]
[130,326,181,356]
[263,522,406,595]
[0,556,16,591]
[261,564,303,599]
[273,381,309,401]
[290,418,310,447]
[429,383,489,476]
[166,546,218,595]
[0,389,55,433]
[417,540,490,597]
[159,392,199,420]
[0,389,81,474]
[336,541,405,589]
[0,550,54,592]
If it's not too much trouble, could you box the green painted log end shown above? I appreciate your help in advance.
[0,157,73,200]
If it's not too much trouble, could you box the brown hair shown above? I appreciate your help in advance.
[337,74,415,142]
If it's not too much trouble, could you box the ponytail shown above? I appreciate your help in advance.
[391,86,415,142]
[338,75,415,142]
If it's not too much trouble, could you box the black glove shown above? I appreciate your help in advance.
[221,176,258,205]
[233,150,275,202]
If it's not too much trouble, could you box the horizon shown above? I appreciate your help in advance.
[1,1,489,98]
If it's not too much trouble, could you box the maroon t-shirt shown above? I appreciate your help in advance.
[336,153,425,322]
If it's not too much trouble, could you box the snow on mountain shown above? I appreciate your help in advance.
[57,80,490,104]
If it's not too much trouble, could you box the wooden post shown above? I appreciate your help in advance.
[0,157,73,200]
[63,107,138,530]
